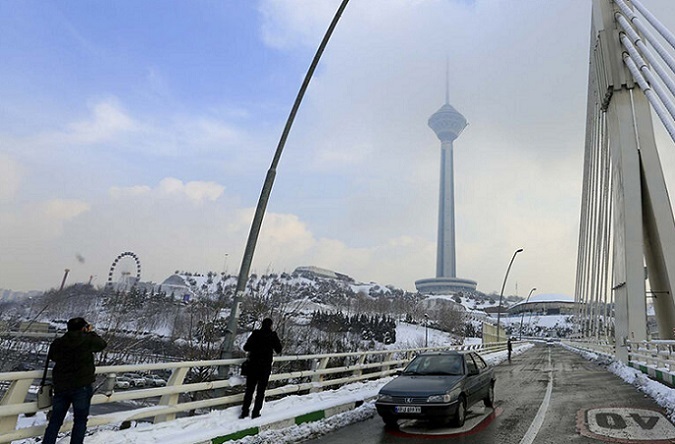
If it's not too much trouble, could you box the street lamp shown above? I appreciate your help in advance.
[519,287,536,340]
[219,0,351,364]
[496,248,523,343]
[424,314,429,348]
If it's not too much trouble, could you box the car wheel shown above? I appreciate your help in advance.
[381,415,398,428]
[484,383,494,408]
[451,396,466,427]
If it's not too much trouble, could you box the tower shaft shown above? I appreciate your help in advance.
[437,140,456,277]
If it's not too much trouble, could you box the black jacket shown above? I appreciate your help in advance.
[48,330,107,393]
[243,327,282,372]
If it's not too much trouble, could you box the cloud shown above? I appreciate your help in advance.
[0,198,90,255]
[0,153,22,202]
[110,178,225,204]
[258,0,341,50]
[65,100,137,144]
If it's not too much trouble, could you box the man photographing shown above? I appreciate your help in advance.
[43,317,107,444]
[240,318,282,419]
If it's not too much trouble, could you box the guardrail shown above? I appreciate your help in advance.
[0,341,508,443]
[562,339,615,359]
[563,339,675,387]
[626,340,675,387]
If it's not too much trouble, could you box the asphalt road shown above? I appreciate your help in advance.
[304,343,675,444]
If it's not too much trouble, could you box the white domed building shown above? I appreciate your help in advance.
[507,293,576,316]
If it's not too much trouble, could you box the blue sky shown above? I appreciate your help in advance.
[2,0,675,298]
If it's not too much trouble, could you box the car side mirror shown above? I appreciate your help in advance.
[395,370,403,376]
[469,368,479,376]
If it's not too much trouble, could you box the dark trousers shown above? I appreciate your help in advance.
[242,370,270,416]
[43,385,93,444]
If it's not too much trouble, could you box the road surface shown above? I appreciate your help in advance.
[305,343,675,444]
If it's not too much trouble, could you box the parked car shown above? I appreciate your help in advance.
[114,376,131,389]
[144,374,167,387]
[375,351,495,428]
[122,373,146,387]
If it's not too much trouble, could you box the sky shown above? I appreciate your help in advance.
[2,0,675,297]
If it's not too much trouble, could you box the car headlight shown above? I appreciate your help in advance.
[427,387,461,403]
[427,394,452,403]
[377,394,394,402]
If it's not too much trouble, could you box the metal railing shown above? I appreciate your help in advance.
[626,340,675,372]
[0,342,507,443]
[562,339,615,359]
[564,338,675,388]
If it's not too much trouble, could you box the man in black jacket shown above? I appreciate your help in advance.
[43,317,107,444]
[240,318,282,419]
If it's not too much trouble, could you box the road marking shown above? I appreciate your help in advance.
[519,347,553,444]
[578,407,675,443]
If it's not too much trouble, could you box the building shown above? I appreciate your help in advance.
[415,79,477,295]
[507,294,576,316]
[293,266,353,282]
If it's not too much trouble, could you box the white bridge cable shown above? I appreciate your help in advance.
[631,0,675,52]
[616,14,675,100]
[623,53,675,142]
[620,34,675,123]
[613,0,675,78]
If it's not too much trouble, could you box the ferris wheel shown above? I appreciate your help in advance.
[106,251,142,288]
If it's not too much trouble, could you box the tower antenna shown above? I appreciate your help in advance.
[445,56,449,105]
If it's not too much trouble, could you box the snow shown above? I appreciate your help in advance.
[386,322,460,349]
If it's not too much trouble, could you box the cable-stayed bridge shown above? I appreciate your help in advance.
[4,0,675,442]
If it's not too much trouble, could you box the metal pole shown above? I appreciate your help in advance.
[424,314,429,348]
[496,248,523,343]
[220,0,351,363]
[519,287,536,340]
[59,269,70,291]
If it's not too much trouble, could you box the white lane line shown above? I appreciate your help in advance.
[519,348,553,444]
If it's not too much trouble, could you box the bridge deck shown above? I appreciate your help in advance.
[301,344,674,444]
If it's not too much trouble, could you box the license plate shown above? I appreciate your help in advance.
[395,406,422,414]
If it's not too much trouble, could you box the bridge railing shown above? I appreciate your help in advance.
[563,339,675,387]
[625,340,675,387]
[627,340,675,371]
[0,341,507,443]
[561,339,615,359]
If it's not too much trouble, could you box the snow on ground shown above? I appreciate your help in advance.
[388,322,459,349]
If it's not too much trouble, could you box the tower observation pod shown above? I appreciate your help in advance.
[415,96,477,295]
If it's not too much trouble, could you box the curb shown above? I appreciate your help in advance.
[209,398,373,443]
[627,361,675,388]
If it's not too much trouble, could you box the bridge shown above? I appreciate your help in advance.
[3,0,675,442]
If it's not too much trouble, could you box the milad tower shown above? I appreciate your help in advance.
[415,85,477,295]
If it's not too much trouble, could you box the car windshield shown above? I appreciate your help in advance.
[402,355,463,376]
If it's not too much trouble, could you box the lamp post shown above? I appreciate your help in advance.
[496,248,523,343]
[219,0,351,366]
[424,314,429,347]
[519,287,536,340]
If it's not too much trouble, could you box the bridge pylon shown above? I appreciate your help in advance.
[577,0,675,361]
